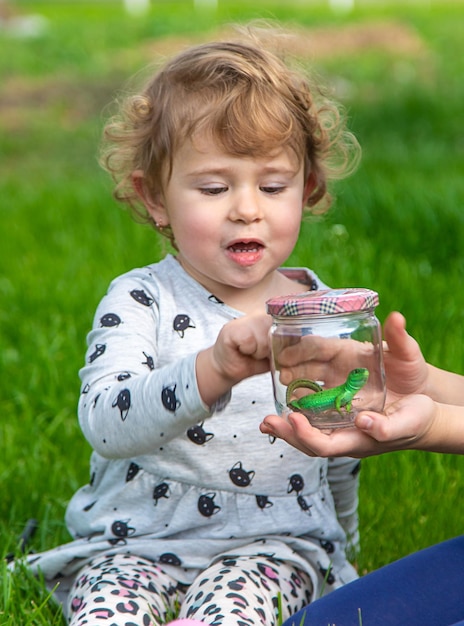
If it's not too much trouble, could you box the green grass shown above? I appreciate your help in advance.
[1,1,464,623]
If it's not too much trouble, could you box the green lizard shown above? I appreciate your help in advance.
[286,368,369,414]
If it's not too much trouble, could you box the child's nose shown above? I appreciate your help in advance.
[230,189,264,223]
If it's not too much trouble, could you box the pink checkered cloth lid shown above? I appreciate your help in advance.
[266,288,379,317]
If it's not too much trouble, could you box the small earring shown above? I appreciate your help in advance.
[155,221,164,231]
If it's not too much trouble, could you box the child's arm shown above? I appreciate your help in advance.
[423,365,464,406]
[79,272,273,459]
[78,272,221,458]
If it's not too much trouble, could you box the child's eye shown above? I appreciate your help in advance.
[199,186,227,196]
[261,185,285,195]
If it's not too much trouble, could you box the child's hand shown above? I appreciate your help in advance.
[260,394,439,458]
[273,334,373,388]
[196,314,272,408]
[273,311,429,395]
[382,311,429,398]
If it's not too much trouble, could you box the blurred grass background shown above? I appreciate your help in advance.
[1,0,464,622]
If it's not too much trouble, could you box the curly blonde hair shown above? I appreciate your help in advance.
[100,27,360,247]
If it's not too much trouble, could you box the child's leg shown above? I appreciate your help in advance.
[282,536,464,626]
[166,621,205,625]
[67,553,188,625]
[178,555,314,625]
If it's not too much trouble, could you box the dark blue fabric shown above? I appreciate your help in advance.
[283,536,464,626]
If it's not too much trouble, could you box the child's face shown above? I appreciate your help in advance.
[146,136,310,301]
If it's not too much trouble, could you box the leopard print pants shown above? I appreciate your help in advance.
[67,552,313,625]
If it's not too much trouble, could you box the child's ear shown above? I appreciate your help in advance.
[302,172,317,205]
[132,170,168,224]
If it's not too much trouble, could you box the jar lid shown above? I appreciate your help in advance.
[266,288,379,317]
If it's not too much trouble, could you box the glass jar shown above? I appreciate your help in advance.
[266,288,386,429]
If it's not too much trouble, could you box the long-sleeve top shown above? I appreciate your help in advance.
[28,254,360,602]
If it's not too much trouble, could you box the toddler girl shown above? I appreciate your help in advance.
[27,27,361,626]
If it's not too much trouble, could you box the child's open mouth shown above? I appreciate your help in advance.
[226,240,264,266]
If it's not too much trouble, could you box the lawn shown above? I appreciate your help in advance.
[1,0,464,623]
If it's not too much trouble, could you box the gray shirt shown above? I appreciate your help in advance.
[28,255,359,600]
